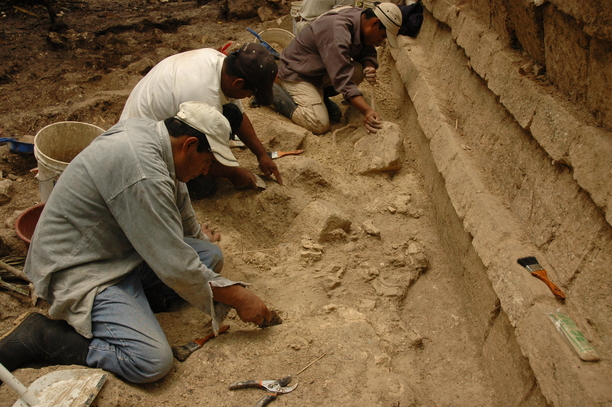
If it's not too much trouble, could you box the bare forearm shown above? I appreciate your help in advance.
[211,284,245,308]
[349,95,374,116]
[211,284,271,325]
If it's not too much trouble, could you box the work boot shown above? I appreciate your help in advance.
[187,174,218,200]
[0,313,91,372]
[144,284,170,313]
[324,97,342,123]
[271,83,297,119]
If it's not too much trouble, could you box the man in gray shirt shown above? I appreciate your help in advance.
[0,101,271,383]
[276,3,422,135]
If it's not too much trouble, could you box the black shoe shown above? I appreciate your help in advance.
[324,97,342,123]
[187,174,218,200]
[272,84,297,119]
[0,313,91,372]
[144,284,170,313]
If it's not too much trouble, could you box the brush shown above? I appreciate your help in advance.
[172,325,230,362]
[266,150,304,159]
[517,256,565,299]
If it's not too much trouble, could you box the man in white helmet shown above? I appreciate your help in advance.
[274,2,423,135]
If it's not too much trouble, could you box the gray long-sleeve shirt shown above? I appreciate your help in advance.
[24,118,236,338]
[279,7,378,100]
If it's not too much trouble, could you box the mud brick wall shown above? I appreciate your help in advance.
[458,0,612,131]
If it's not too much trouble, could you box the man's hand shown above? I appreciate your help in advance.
[228,167,258,189]
[363,66,377,85]
[364,109,383,133]
[211,285,272,326]
[201,223,220,242]
[258,154,284,186]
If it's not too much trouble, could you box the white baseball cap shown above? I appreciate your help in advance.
[374,2,403,48]
[174,101,238,167]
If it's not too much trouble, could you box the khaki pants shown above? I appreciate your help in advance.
[278,62,365,135]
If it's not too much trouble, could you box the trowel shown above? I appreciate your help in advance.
[253,174,267,189]
[0,362,107,407]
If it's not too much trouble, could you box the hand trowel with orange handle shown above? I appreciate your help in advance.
[517,256,565,299]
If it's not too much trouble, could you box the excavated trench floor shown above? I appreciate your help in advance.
[1,2,611,406]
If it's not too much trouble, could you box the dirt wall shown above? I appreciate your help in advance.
[429,0,612,133]
[404,89,549,406]
[391,2,612,405]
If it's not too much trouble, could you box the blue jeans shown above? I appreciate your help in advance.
[86,237,223,383]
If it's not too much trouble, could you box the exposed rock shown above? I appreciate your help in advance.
[126,57,156,75]
[257,6,275,22]
[410,252,429,273]
[353,122,404,174]
[227,0,267,20]
[363,267,380,281]
[358,299,377,312]
[47,30,97,51]
[285,200,352,242]
[324,275,341,291]
[389,254,406,268]
[361,219,381,237]
[262,119,307,152]
[299,237,324,263]
[322,304,338,313]
[405,327,424,349]
[0,179,13,205]
[282,157,330,188]
[371,278,406,298]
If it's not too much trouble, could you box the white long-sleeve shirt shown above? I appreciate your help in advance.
[24,118,236,337]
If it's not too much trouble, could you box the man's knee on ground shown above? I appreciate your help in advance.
[292,105,330,135]
[130,345,174,383]
[310,122,330,135]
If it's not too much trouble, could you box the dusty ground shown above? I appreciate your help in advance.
[0,0,587,406]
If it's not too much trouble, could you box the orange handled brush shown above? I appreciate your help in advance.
[517,256,565,299]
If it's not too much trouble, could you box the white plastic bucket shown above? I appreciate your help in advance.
[257,28,295,53]
[34,121,105,202]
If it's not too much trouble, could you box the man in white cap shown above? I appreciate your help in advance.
[274,2,422,135]
[0,102,272,384]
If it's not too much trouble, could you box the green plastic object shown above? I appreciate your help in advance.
[548,311,600,361]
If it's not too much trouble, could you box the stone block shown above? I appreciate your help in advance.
[284,200,352,242]
[353,121,404,174]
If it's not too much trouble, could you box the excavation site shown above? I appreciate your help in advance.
[0,0,610,406]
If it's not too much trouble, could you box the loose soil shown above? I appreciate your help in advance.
[0,1,585,406]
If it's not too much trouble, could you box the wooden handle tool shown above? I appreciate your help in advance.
[172,325,230,362]
[267,150,304,159]
[517,256,565,299]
